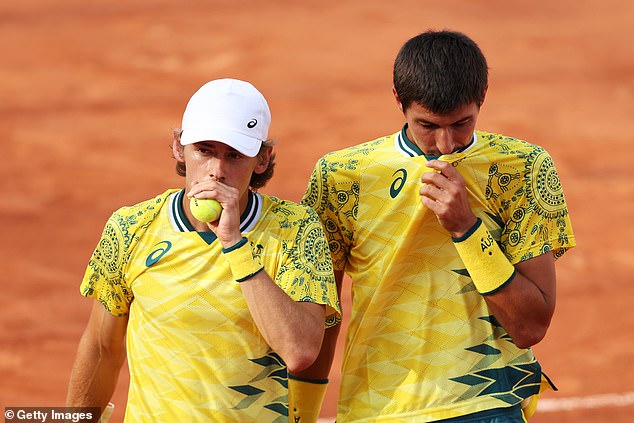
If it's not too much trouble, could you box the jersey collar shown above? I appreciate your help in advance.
[394,124,477,159]
[168,189,262,243]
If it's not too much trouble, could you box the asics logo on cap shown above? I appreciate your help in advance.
[247,119,258,128]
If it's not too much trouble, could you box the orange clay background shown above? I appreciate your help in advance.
[2,1,633,422]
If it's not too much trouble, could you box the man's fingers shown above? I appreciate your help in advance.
[419,181,443,201]
[188,179,233,200]
[425,159,463,180]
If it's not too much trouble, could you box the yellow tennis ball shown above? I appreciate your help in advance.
[190,197,223,222]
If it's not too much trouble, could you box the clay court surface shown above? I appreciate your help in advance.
[2,1,633,421]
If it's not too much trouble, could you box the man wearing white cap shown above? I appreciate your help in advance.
[66,79,341,422]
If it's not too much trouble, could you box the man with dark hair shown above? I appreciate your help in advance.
[299,30,575,421]
[66,78,340,422]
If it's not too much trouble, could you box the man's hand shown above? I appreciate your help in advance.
[419,160,477,237]
[188,179,243,248]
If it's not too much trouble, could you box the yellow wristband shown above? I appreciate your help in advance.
[222,237,264,282]
[452,218,516,295]
[288,375,329,423]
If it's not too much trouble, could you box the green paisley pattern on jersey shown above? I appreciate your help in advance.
[267,197,341,326]
[83,195,164,316]
[303,141,377,270]
[480,133,572,261]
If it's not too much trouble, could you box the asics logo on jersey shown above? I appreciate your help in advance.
[390,168,408,198]
[247,119,257,128]
[146,241,172,267]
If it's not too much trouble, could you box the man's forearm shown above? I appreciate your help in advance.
[240,270,326,373]
[67,304,127,410]
[66,334,124,409]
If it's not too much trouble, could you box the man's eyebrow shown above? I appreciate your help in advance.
[419,116,472,125]
[454,116,472,123]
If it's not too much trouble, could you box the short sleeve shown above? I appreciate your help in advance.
[302,155,358,271]
[272,205,342,327]
[498,148,576,263]
[80,214,134,316]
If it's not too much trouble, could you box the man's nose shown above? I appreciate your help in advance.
[207,157,225,181]
[436,128,456,155]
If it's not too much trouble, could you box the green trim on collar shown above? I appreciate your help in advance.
[398,124,424,157]
[170,189,259,245]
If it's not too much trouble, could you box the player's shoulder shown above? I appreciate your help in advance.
[476,131,547,153]
[321,133,396,162]
[94,190,175,258]
[109,189,176,232]
[261,193,314,217]
[475,130,553,162]
[314,132,398,182]
[474,131,563,191]
[260,194,321,238]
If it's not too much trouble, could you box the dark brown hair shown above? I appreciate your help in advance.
[394,30,488,113]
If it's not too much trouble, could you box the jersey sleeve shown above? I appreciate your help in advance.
[272,205,341,327]
[301,154,358,272]
[80,212,135,316]
[79,192,169,316]
[497,147,576,263]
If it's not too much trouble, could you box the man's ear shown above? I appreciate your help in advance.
[254,147,272,174]
[172,138,185,162]
[392,86,404,112]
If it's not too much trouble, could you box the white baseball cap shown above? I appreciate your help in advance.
[180,78,271,157]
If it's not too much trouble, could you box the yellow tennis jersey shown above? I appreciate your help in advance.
[302,128,575,422]
[80,189,341,422]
